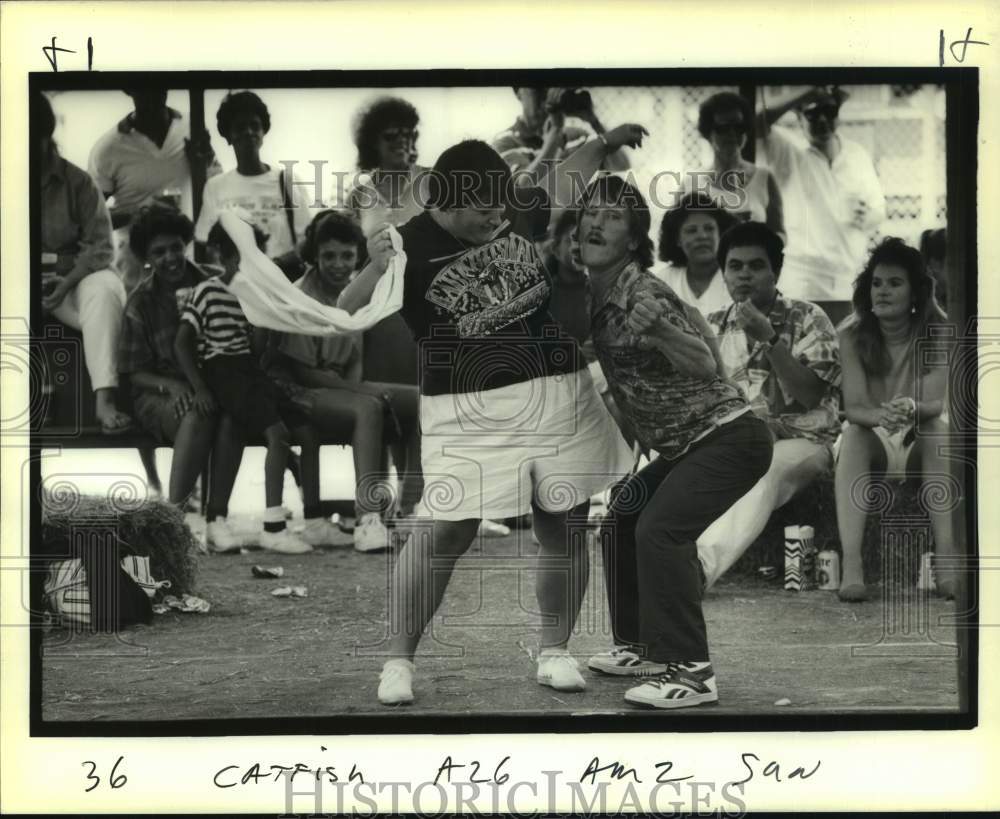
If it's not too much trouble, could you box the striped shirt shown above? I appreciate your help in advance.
[180,277,251,361]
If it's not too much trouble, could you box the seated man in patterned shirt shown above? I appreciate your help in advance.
[700,221,842,588]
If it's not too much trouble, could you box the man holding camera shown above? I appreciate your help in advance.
[493,87,631,184]
[755,86,885,306]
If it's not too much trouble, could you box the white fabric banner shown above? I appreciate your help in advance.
[221,208,406,336]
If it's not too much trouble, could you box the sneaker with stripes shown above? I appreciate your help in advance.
[587,647,668,677]
[624,662,718,709]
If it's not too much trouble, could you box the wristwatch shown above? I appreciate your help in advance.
[764,330,780,350]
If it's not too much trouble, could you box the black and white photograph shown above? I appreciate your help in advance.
[2,1,998,815]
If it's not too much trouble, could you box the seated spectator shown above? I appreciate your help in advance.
[345,96,429,237]
[756,86,885,302]
[690,91,784,239]
[699,222,841,587]
[117,205,246,549]
[834,238,953,601]
[492,86,630,184]
[88,85,221,292]
[653,193,738,317]
[36,91,132,435]
[920,227,948,314]
[194,91,312,277]
[174,221,344,554]
[265,210,422,552]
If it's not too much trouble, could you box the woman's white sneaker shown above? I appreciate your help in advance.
[260,528,313,554]
[299,518,354,548]
[624,662,718,709]
[536,648,586,692]
[378,659,415,705]
[206,518,247,553]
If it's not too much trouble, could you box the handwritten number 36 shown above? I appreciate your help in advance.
[82,756,127,792]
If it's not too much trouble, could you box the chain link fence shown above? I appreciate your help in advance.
[587,84,947,254]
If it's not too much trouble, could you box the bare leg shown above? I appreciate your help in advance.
[834,424,887,592]
[386,518,480,661]
[291,424,321,509]
[263,422,291,510]
[532,500,591,650]
[138,446,162,495]
[309,389,385,516]
[167,410,217,505]
[206,415,244,518]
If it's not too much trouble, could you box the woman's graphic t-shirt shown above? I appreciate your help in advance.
[397,189,584,396]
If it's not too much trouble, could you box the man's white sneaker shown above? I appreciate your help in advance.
[206,519,247,553]
[536,648,586,692]
[588,647,669,677]
[624,662,718,709]
[378,659,415,705]
[354,513,390,553]
[299,518,354,548]
[260,528,313,554]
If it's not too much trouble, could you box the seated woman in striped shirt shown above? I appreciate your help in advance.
[173,221,344,554]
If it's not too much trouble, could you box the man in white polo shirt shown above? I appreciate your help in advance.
[756,86,885,303]
[89,86,221,291]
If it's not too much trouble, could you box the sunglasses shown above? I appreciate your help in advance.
[380,128,418,143]
[802,105,839,122]
[712,121,747,136]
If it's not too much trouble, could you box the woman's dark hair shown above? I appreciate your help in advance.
[426,139,513,211]
[352,96,420,171]
[33,92,57,141]
[206,220,268,260]
[919,227,947,262]
[577,174,654,271]
[216,90,271,140]
[543,208,579,275]
[717,221,785,277]
[849,237,946,377]
[697,91,753,140]
[301,210,365,266]
[657,193,738,266]
[128,204,194,259]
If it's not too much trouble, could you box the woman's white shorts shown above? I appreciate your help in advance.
[415,367,632,521]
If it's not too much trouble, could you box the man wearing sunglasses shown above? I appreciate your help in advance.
[755,86,885,310]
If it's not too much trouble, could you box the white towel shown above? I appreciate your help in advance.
[221,208,406,336]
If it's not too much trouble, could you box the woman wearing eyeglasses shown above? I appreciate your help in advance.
[692,92,784,240]
[346,96,429,237]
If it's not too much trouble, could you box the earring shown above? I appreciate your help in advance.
[911,304,917,314]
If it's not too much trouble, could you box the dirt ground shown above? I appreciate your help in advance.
[40,528,960,723]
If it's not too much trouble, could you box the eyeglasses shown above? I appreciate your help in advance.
[802,105,839,122]
[380,128,418,143]
[711,121,747,136]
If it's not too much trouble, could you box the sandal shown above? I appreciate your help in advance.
[100,411,135,436]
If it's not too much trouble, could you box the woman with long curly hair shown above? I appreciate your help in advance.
[834,237,953,601]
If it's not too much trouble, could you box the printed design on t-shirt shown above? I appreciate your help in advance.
[425,233,549,337]
[223,195,283,242]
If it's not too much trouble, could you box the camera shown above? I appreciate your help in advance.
[546,88,593,118]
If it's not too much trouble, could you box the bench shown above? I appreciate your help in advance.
[35,314,419,518]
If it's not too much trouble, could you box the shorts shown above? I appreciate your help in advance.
[416,368,633,521]
[202,354,308,436]
[133,390,186,444]
[874,425,917,476]
[833,421,916,478]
